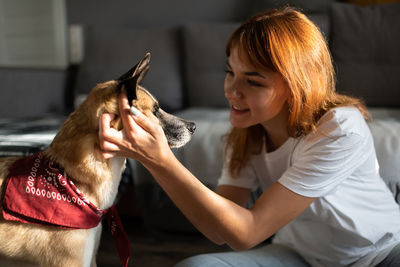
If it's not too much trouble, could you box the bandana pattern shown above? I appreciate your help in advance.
[2,152,130,266]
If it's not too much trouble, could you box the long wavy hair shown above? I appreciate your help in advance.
[225,7,369,178]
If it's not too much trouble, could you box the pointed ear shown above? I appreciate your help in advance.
[117,53,151,106]
[117,52,151,82]
[123,76,139,106]
[117,63,139,82]
[135,53,150,84]
[136,64,149,85]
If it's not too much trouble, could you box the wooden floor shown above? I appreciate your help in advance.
[97,216,231,267]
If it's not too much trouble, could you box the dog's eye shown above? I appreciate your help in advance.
[153,104,160,114]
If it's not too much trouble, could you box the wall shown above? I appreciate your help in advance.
[0,0,335,118]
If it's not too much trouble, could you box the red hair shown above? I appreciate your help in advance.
[225,7,369,177]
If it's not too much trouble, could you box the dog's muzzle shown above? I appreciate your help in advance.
[187,122,196,134]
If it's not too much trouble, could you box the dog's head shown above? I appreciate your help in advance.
[82,53,195,149]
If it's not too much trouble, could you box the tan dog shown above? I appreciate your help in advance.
[0,53,195,267]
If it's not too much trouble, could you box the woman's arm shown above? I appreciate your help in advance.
[146,157,314,250]
[99,90,315,250]
[216,185,252,208]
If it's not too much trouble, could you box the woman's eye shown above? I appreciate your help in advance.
[224,70,234,76]
[248,80,262,87]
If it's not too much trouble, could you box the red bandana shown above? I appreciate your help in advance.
[1,152,130,267]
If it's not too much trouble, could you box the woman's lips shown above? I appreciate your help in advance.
[231,105,249,113]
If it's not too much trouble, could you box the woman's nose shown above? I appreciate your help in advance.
[225,86,243,100]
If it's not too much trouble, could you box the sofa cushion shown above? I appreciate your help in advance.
[368,108,400,204]
[0,69,66,118]
[182,15,329,108]
[174,108,231,188]
[183,23,239,108]
[308,14,330,41]
[252,0,336,14]
[330,3,400,107]
[75,26,183,111]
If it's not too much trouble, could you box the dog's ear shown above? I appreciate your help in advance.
[121,76,139,106]
[118,53,151,82]
[117,63,139,82]
[134,53,150,84]
[117,53,151,106]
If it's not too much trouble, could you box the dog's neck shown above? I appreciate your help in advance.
[45,113,125,210]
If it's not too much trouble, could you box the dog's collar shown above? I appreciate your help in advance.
[1,152,130,267]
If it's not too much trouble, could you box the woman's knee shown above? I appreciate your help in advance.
[174,244,309,267]
[175,254,230,267]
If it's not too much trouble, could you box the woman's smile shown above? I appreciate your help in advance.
[224,46,290,130]
[231,105,250,113]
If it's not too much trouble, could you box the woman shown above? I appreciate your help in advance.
[99,7,400,266]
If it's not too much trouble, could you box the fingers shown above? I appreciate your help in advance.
[99,113,124,158]
[118,88,137,131]
[107,88,170,164]
[101,151,117,160]
[99,113,117,146]
[118,88,161,138]
[130,107,163,138]
[99,113,115,134]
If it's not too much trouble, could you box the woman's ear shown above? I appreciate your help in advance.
[288,95,294,113]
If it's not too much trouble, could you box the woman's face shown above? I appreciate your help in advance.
[224,46,290,130]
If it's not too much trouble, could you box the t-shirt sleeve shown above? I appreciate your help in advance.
[217,160,259,190]
[278,130,370,198]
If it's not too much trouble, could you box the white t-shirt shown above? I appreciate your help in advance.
[218,106,400,267]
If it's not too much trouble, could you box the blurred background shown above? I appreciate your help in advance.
[0,0,399,266]
[2,0,398,119]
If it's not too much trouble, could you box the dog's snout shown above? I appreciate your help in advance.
[187,122,196,134]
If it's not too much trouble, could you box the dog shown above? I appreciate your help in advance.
[0,53,195,267]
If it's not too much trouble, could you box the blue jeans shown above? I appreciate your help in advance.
[175,242,400,267]
[174,244,310,267]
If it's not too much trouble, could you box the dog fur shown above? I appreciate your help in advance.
[0,53,195,266]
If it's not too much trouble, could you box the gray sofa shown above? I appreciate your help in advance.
[1,1,399,236]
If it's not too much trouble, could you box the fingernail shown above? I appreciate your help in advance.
[130,106,140,116]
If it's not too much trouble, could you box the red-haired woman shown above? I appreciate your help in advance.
[99,7,400,267]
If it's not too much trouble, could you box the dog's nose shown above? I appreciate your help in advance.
[187,122,196,134]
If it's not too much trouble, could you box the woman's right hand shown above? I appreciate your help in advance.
[98,89,173,168]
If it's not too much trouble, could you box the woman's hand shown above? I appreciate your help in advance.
[98,89,173,168]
